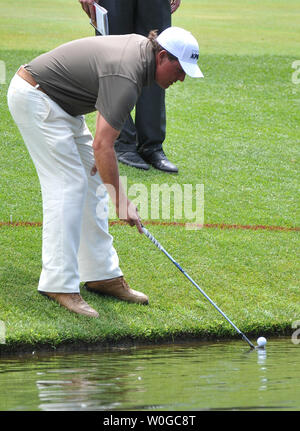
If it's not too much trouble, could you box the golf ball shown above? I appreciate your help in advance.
[257,336,267,347]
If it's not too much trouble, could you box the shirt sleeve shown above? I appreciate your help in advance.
[96,75,139,131]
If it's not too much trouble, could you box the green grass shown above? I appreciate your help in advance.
[0,224,299,350]
[1,0,299,55]
[0,0,299,352]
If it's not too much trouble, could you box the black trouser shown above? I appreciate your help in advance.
[98,0,171,155]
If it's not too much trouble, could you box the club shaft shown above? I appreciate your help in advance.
[142,226,255,349]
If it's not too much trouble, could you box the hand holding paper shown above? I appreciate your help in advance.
[79,0,96,22]
[90,2,109,36]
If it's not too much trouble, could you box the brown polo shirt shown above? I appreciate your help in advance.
[25,34,156,131]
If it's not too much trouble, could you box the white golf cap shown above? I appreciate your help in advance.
[156,27,204,78]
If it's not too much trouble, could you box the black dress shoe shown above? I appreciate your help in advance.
[140,149,178,173]
[116,151,150,170]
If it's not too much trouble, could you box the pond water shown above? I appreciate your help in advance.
[0,337,299,411]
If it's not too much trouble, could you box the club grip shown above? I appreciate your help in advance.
[142,226,162,250]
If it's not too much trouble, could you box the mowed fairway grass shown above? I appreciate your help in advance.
[0,0,299,351]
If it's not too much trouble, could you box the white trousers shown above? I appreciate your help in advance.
[7,74,122,293]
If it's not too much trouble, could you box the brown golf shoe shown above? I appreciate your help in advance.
[84,276,149,305]
[40,292,99,318]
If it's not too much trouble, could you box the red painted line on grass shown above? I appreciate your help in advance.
[0,220,299,232]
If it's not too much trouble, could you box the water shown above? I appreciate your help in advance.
[0,337,299,411]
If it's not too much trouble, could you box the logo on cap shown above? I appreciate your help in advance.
[190,51,199,60]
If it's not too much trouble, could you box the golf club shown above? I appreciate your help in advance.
[142,225,256,350]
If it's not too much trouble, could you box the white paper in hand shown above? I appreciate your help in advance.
[90,2,109,35]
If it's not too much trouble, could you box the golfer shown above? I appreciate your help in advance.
[7,27,203,317]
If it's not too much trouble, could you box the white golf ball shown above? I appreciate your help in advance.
[257,336,267,347]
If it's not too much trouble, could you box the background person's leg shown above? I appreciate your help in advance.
[134,0,178,173]
[98,0,149,168]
